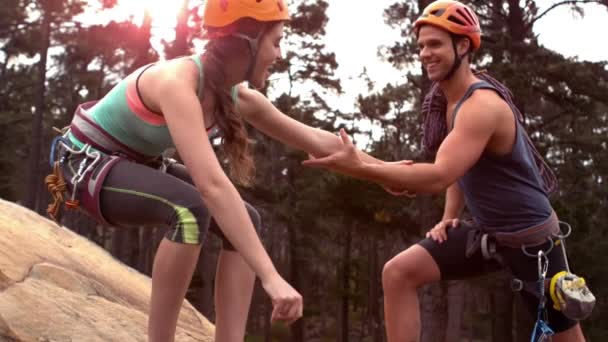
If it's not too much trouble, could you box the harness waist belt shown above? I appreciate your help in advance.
[492,211,560,248]
[70,101,158,164]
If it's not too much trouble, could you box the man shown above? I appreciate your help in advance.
[303,1,585,341]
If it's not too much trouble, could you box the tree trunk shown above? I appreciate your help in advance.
[420,282,448,342]
[339,219,352,342]
[128,10,154,73]
[137,227,153,273]
[25,2,51,210]
[446,281,466,341]
[165,0,190,59]
[367,236,383,342]
[288,217,304,341]
[490,273,514,342]
[417,194,444,342]
[287,157,303,341]
[514,292,534,342]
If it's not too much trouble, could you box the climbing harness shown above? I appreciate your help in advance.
[466,211,560,263]
[46,134,101,221]
[45,100,166,223]
[464,213,596,339]
[70,101,160,165]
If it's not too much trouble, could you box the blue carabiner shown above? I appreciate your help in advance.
[49,136,72,167]
[531,318,554,342]
[530,251,554,342]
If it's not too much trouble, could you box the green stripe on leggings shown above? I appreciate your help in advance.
[103,186,199,244]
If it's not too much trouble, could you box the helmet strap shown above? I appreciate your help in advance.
[231,30,264,84]
[442,35,465,81]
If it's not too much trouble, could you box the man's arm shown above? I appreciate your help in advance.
[425,182,466,243]
[304,91,502,194]
[442,182,465,220]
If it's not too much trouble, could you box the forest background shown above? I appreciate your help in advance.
[1,0,607,340]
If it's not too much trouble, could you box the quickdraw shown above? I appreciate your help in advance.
[530,250,554,342]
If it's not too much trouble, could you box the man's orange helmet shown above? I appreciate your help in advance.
[203,0,290,30]
[414,0,481,51]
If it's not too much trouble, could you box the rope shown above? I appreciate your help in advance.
[45,160,80,222]
[45,161,67,222]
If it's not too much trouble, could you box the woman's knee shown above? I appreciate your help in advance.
[165,201,211,245]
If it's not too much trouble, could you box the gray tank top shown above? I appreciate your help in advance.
[451,81,552,232]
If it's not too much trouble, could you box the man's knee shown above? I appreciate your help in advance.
[383,257,414,290]
[382,245,437,289]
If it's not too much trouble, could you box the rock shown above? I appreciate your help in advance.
[0,199,214,342]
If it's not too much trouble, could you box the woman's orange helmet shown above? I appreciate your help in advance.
[414,0,481,51]
[203,0,290,29]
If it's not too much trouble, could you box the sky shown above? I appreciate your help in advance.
[71,0,608,117]
[78,1,608,81]
[70,0,608,143]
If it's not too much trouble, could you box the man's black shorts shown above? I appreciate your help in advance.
[418,220,577,333]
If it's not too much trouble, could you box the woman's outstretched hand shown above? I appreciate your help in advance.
[302,128,363,176]
[261,274,303,325]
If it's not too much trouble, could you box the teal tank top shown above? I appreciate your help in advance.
[68,55,238,157]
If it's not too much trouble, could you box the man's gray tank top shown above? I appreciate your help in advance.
[451,81,552,232]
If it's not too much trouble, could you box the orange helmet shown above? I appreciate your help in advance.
[414,0,481,51]
[203,0,290,29]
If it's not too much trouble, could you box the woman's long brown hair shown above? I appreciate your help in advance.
[201,18,276,186]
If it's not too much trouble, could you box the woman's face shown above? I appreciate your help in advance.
[250,22,284,88]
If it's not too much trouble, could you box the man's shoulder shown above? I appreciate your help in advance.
[461,88,511,119]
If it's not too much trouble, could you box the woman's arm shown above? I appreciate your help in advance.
[237,85,384,164]
[153,61,301,321]
[157,63,275,280]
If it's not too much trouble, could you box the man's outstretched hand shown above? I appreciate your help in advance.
[304,129,417,198]
[302,128,363,176]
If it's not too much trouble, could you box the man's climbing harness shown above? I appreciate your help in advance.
[464,212,596,337]
[520,221,596,323]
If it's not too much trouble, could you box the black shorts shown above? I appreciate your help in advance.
[418,220,577,333]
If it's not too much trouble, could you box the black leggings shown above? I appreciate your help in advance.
[63,153,261,250]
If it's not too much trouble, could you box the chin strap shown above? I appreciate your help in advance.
[231,30,264,83]
[441,36,465,81]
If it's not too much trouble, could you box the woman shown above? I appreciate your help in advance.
[45,0,377,341]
